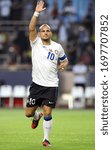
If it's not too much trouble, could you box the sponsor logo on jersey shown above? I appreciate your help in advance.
[48,101,54,104]
[55,50,58,54]
[49,49,53,52]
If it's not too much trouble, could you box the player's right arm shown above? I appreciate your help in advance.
[29,0,46,42]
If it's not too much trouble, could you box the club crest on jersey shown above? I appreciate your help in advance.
[49,49,53,52]
[55,50,58,55]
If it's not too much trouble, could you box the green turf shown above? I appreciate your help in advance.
[0,109,94,150]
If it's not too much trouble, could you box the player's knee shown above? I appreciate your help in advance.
[43,109,52,117]
[25,111,34,118]
[44,111,51,116]
[43,105,52,116]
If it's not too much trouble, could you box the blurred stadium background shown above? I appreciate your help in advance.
[0,0,95,109]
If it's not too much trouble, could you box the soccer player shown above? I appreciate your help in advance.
[25,0,68,147]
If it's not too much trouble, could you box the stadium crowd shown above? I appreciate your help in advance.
[0,0,95,68]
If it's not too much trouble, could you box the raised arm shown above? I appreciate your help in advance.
[29,0,46,41]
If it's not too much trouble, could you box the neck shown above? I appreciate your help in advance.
[42,39,51,45]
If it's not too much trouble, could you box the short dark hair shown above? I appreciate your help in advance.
[39,24,51,31]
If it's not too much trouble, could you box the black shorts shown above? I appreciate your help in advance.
[26,82,58,108]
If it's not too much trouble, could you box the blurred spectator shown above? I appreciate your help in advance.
[49,1,59,32]
[10,0,23,20]
[72,58,88,90]
[0,32,9,54]
[49,16,60,32]
[13,31,29,55]
[0,0,12,20]
[8,45,21,65]
[70,44,83,65]
[52,31,58,42]
[83,0,95,36]
[61,0,77,29]
[58,21,68,50]
[78,25,90,49]
[67,23,79,46]
[22,0,33,20]
[81,51,91,66]
[20,49,31,64]
[63,0,76,14]
[51,1,59,18]
[85,42,95,66]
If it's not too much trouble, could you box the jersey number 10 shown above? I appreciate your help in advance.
[47,52,55,60]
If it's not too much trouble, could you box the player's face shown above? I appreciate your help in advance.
[39,26,52,41]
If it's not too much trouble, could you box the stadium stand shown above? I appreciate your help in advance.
[84,86,95,108]
[0,85,13,108]
[12,85,26,108]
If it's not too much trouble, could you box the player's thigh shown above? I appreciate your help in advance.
[43,105,52,116]
[25,105,38,117]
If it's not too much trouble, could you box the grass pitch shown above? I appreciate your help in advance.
[0,109,94,150]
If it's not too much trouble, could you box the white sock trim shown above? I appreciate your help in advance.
[33,111,40,120]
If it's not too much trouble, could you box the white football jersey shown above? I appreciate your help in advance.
[30,36,67,87]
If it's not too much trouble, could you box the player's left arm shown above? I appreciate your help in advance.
[58,58,68,71]
[58,44,68,71]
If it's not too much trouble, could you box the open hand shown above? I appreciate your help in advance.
[35,0,46,12]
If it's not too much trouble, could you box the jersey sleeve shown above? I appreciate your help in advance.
[30,36,39,47]
[58,44,67,62]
